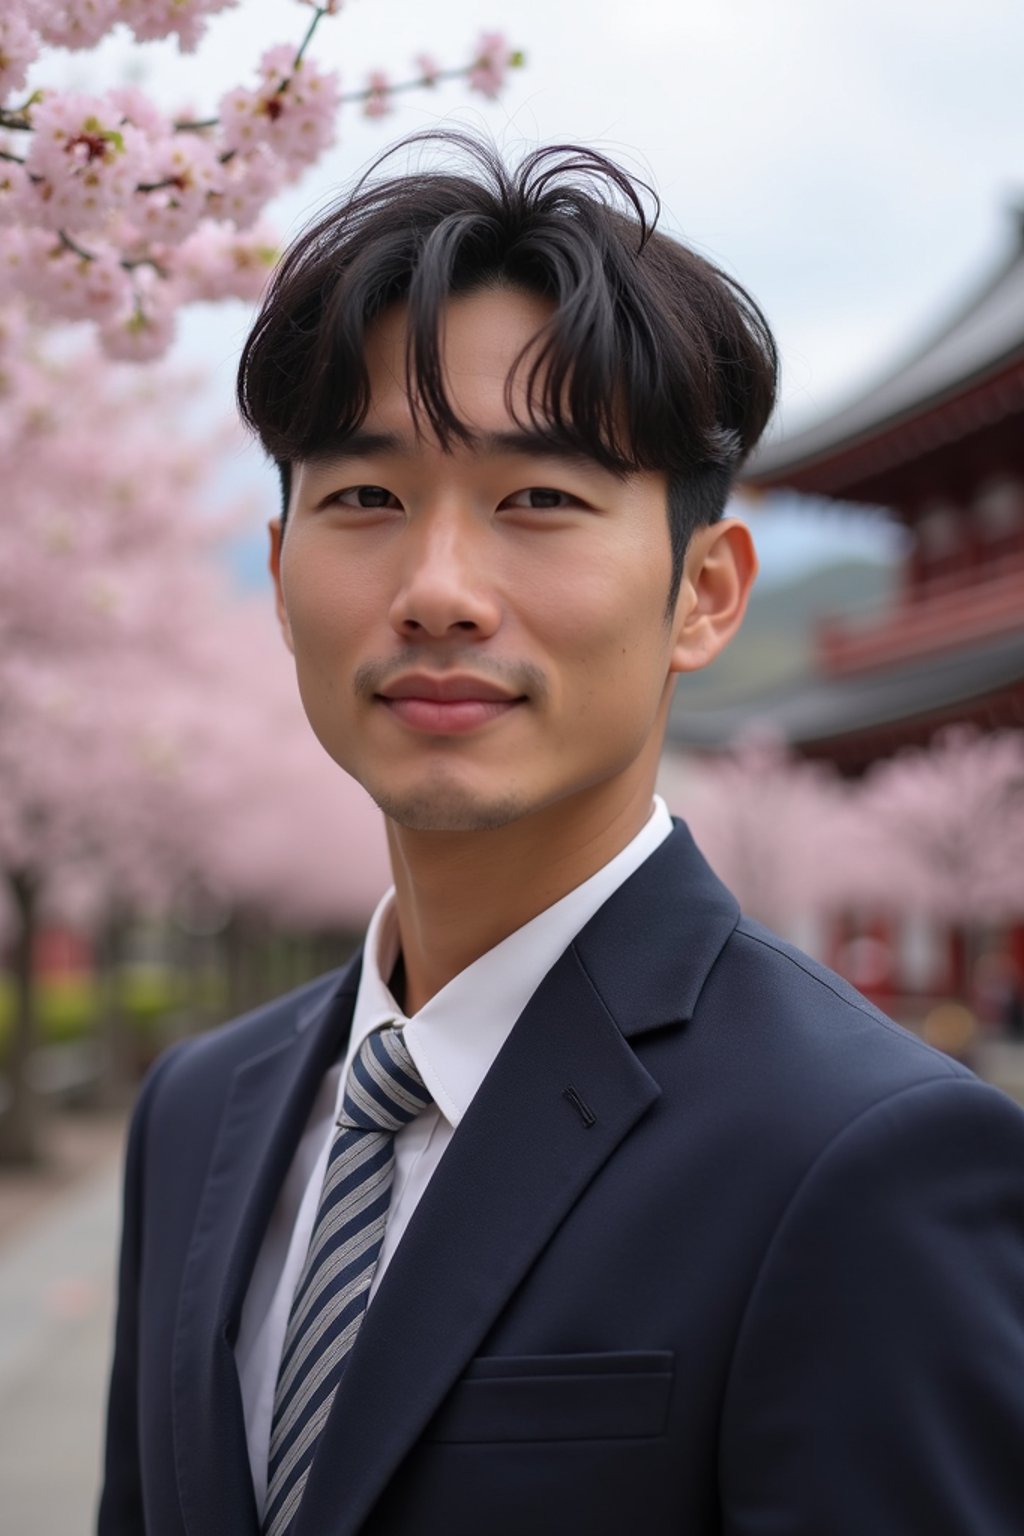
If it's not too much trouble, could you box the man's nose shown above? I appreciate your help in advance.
[388,509,501,640]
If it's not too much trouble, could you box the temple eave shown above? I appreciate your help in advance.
[745,354,1024,502]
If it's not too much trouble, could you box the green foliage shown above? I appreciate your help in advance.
[0,974,96,1048]
[0,965,220,1058]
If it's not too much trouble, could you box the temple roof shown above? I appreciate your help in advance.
[668,628,1024,755]
[745,209,1024,493]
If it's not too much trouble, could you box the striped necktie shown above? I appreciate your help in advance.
[262,1024,432,1536]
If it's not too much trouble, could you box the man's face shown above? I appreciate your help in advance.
[271,286,693,834]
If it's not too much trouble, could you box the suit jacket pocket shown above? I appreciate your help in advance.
[425,1350,674,1443]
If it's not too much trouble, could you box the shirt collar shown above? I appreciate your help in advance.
[343,796,673,1129]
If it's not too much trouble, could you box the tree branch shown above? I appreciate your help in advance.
[337,67,470,105]
[58,228,169,280]
[59,229,99,263]
[292,5,329,72]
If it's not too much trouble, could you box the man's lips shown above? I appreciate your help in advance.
[378,673,522,703]
[375,673,526,734]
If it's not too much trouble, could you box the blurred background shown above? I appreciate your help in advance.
[1,1,1022,1529]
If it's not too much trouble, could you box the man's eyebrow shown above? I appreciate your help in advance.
[306,431,402,463]
[477,430,601,468]
[305,428,605,470]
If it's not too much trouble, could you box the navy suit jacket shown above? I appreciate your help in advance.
[98,822,1024,1535]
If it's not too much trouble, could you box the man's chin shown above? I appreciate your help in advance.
[371,784,529,834]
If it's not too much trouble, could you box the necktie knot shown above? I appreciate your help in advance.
[338,1023,431,1133]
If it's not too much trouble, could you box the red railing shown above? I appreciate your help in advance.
[817,547,1024,675]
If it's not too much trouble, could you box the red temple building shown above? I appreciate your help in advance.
[666,214,1024,1036]
[671,209,1024,772]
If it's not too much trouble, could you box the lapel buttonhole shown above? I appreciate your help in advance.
[562,1085,596,1128]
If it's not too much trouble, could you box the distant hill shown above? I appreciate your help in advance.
[672,557,899,715]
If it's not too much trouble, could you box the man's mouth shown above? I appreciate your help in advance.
[376,673,526,734]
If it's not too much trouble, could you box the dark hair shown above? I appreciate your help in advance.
[237,131,778,602]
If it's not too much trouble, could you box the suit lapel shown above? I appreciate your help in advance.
[572,818,740,1038]
[172,964,361,1536]
[293,821,739,1536]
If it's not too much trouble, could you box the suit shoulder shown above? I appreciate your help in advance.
[697,914,974,1120]
[738,915,957,1052]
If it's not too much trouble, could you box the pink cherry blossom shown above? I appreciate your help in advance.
[97,270,178,360]
[33,0,121,53]
[1,316,391,928]
[119,0,240,53]
[107,85,175,141]
[0,154,33,227]
[0,227,55,304]
[661,736,851,935]
[414,53,441,87]
[132,130,223,245]
[0,11,39,100]
[168,219,277,302]
[363,71,392,119]
[219,45,338,170]
[855,727,1024,923]
[0,301,399,1157]
[24,92,151,234]
[2,7,524,357]
[469,32,516,99]
[207,144,286,230]
[661,729,1024,1008]
[20,236,131,320]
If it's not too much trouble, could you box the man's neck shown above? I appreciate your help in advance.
[385,778,658,1015]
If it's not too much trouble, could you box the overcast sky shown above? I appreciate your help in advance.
[48,0,1024,579]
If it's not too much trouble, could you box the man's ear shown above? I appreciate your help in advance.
[669,517,758,675]
[268,518,295,655]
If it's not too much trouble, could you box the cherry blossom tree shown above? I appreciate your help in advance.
[0,312,227,1157]
[0,2,523,356]
[0,2,524,1164]
[659,732,851,946]
[848,727,1024,1001]
[0,315,392,1160]
[851,727,1024,924]
[662,727,1024,1010]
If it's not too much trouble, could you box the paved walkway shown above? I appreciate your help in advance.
[0,1139,122,1536]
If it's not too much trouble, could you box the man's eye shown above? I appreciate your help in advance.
[501,487,576,510]
[330,485,400,509]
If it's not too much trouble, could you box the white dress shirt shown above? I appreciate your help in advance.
[235,796,673,1509]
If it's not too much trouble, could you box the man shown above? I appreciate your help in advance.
[99,135,1024,1535]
